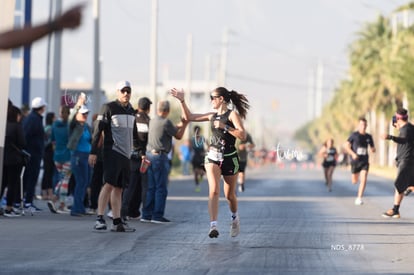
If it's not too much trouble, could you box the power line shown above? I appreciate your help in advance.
[227,73,334,93]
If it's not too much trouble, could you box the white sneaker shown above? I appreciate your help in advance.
[47,200,58,214]
[354,198,363,205]
[106,210,113,219]
[230,217,240,237]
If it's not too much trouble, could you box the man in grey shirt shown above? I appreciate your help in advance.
[141,101,188,223]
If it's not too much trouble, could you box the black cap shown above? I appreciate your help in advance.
[138,97,152,111]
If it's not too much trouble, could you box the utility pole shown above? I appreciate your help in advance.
[307,69,315,120]
[22,0,32,106]
[218,28,229,87]
[45,0,53,111]
[150,0,158,116]
[185,33,192,103]
[315,61,323,118]
[184,33,193,138]
[92,0,101,115]
[50,0,62,113]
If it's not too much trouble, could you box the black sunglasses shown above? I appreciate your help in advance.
[210,95,220,100]
[120,88,131,94]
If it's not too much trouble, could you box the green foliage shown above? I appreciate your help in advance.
[295,7,414,163]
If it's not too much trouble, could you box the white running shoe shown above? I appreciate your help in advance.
[47,201,58,214]
[354,198,363,206]
[230,217,240,237]
[106,210,113,219]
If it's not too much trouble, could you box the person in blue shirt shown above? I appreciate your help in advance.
[179,140,191,175]
[67,95,92,217]
[47,106,71,213]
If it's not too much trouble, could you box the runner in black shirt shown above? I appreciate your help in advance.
[345,117,376,205]
[318,138,338,192]
[381,108,414,218]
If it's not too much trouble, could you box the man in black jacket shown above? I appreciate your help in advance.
[89,81,138,232]
[381,108,414,218]
[121,97,152,220]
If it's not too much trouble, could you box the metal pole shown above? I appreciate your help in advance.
[218,28,229,87]
[22,0,32,106]
[185,33,192,103]
[51,0,62,113]
[46,0,53,111]
[150,0,158,116]
[185,33,193,138]
[92,0,101,115]
[315,61,323,118]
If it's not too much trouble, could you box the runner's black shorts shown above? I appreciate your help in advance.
[351,160,369,174]
[103,150,130,188]
[394,160,414,194]
[205,150,240,176]
[238,161,247,172]
[322,161,336,168]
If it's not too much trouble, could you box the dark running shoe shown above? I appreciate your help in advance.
[209,225,219,238]
[111,222,136,232]
[4,208,21,217]
[151,217,171,224]
[404,189,412,196]
[382,209,400,218]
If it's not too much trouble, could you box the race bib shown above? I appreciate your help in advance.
[207,150,223,162]
[356,147,367,155]
[326,155,334,162]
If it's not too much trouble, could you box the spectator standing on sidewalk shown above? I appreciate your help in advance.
[87,113,104,215]
[121,97,152,220]
[381,108,414,218]
[41,112,56,200]
[22,97,47,211]
[140,101,188,224]
[47,106,71,213]
[1,105,26,217]
[89,81,138,232]
[67,95,92,217]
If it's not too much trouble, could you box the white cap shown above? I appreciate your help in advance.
[31,97,47,108]
[116,80,131,91]
[78,105,90,114]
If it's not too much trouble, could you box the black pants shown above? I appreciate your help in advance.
[1,164,23,207]
[121,159,147,218]
[41,145,55,190]
[89,160,104,210]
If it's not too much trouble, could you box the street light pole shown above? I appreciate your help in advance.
[150,0,158,116]
[92,0,101,115]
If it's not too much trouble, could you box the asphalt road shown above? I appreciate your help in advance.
[0,163,413,275]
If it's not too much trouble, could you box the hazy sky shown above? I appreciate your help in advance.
[28,0,408,144]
